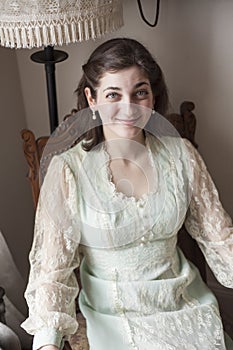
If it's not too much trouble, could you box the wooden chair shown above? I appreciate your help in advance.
[21,101,206,350]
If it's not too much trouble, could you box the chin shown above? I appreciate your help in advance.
[104,124,144,140]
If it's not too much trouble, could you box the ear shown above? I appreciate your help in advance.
[153,95,156,107]
[84,87,96,108]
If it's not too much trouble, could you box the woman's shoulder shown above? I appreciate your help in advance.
[40,141,86,182]
[58,140,87,166]
[56,140,103,177]
[146,132,189,157]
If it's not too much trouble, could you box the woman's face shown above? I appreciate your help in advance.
[85,66,154,141]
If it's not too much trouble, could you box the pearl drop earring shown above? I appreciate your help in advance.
[151,109,155,115]
[92,109,96,120]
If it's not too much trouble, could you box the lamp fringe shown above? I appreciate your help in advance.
[0,3,123,49]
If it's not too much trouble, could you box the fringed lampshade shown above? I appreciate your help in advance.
[0,0,123,48]
[0,0,124,132]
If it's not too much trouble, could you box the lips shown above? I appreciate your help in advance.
[115,116,141,125]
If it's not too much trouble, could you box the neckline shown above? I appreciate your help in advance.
[101,132,159,203]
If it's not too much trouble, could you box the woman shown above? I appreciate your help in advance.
[21,38,233,349]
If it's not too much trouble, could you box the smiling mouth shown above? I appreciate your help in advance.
[115,116,141,125]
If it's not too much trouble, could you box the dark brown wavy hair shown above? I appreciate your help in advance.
[75,37,169,151]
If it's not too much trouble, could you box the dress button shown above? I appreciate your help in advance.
[137,201,144,208]
[140,236,147,246]
[149,231,154,240]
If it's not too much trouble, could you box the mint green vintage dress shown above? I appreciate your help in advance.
[21,133,233,350]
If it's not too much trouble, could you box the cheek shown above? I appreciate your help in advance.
[97,103,120,123]
[143,95,154,108]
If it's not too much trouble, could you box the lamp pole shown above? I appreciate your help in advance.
[31,46,68,133]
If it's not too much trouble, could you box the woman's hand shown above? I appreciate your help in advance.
[39,346,59,350]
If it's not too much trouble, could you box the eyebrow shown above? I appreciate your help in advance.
[135,81,150,88]
[103,86,121,92]
[103,81,150,92]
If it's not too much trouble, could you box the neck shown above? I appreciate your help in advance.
[103,128,146,160]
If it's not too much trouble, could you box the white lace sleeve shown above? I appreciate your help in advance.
[184,140,233,288]
[21,155,81,347]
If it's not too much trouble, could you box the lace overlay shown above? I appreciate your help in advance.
[22,134,233,349]
[22,156,81,336]
[184,139,233,288]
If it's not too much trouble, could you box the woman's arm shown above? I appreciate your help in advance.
[184,140,233,288]
[21,155,81,350]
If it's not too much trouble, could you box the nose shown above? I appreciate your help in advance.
[121,100,136,119]
[125,102,134,117]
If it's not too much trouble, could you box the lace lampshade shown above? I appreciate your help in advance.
[0,0,123,132]
[0,0,123,49]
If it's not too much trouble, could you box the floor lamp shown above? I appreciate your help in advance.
[0,0,124,133]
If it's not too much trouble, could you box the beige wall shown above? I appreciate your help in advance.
[14,0,233,224]
[0,47,34,280]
